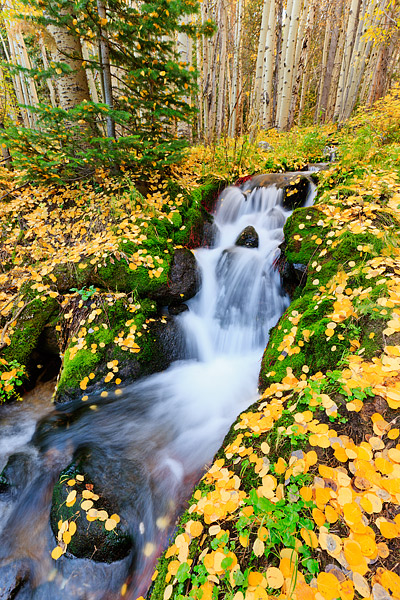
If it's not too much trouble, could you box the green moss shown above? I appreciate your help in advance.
[3,287,59,368]
[57,298,147,398]
[94,254,171,296]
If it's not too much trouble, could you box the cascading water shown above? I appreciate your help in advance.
[0,180,315,599]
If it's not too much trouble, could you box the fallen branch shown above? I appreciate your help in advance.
[0,182,29,202]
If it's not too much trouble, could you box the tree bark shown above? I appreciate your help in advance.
[46,6,91,111]
[96,0,115,138]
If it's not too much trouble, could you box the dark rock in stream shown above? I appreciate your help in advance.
[244,172,313,209]
[168,304,188,316]
[278,250,308,297]
[235,226,259,248]
[50,463,132,563]
[0,453,36,497]
[0,562,29,600]
[151,248,200,305]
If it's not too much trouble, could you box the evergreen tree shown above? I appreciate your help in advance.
[1,0,213,182]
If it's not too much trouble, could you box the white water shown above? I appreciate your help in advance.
[0,182,313,600]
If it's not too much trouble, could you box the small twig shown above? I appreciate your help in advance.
[0,293,19,316]
[0,182,29,202]
[0,298,36,350]
[0,156,12,164]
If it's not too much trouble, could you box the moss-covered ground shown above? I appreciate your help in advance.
[0,168,224,401]
[148,88,400,600]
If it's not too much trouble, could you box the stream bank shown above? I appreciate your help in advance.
[150,160,400,600]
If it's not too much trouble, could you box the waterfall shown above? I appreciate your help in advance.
[0,181,315,599]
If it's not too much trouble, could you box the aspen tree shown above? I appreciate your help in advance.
[97,0,114,138]
[216,1,228,139]
[287,0,309,128]
[228,0,243,137]
[333,0,361,122]
[317,0,344,122]
[251,0,272,129]
[277,0,303,129]
[46,5,91,111]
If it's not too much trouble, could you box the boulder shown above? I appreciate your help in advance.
[235,226,259,248]
[50,464,132,563]
[151,248,200,305]
[243,172,313,209]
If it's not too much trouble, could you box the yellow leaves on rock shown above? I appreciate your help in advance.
[66,490,77,507]
[51,546,64,560]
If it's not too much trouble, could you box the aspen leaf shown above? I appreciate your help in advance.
[378,520,399,538]
[63,531,71,544]
[317,572,340,600]
[163,584,173,600]
[69,521,77,536]
[339,579,354,600]
[352,573,370,597]
[265,566,284,589]
[253,538,264,557]
[300,527,318,548]
[325,505,338,523]
[105,518,117,531]
[110,513,120,523]
[189,521,203,537]
[51,546,63,560]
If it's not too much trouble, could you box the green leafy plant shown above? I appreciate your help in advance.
[0,358,26,402]
[69,285,97,301]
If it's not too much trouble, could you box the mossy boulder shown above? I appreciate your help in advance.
[50,464,132,563]
[55,297,186,403]
[151,248,200,305]
[259,196,389,390]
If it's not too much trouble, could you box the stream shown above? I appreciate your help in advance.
[0,180,314,599]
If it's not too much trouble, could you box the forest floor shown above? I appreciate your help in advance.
[0,87,400,600]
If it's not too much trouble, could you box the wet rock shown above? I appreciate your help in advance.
[0,562,29,600]
[235,226,259,248]
[244,172,313,209]
[151,248,200,305]
[277,248,307,297]
[202,221,216,247]
[168,304,188,316]
[145,315,187,372]
[0,453,35,498]
[50,464,132,563]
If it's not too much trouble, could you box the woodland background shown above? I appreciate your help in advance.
[0,0,399,183]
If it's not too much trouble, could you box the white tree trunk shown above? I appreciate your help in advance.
[277,0,303,130]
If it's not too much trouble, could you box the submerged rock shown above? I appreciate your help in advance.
[235,226,259,248]
[0,452,36,498]
[0,562,28,600]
